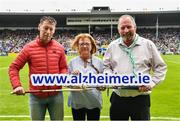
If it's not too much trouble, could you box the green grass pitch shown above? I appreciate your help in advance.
[0,54,180,120]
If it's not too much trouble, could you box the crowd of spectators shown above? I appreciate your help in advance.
[0,28,179,55]
[138,28,180,54]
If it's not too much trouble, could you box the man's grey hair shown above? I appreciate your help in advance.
[118,15,136,29]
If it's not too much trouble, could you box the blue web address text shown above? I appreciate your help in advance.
[30,73,151,86]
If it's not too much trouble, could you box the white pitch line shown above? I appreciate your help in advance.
[0,115,180,120]
[0,67,8,70]
[151,117,180,120]
[166,60,180,64]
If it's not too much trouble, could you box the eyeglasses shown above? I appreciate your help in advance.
[79,42,91,46]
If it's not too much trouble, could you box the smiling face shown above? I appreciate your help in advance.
[78,37,92,60]
[118,15,137,45]
[38,20,56,44]
[72,33,97,60]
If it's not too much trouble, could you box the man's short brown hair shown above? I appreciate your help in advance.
[39,16,57,25]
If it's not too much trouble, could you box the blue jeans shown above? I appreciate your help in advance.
[29,92,64,121]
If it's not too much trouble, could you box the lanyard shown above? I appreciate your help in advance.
[119,34,138,77]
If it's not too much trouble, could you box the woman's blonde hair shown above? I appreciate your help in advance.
[72,33,97,54]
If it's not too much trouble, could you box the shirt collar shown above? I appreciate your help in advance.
[118,34,141,47]
[36,36,53,47]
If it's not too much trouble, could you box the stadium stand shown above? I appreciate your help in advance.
[0,28,179,55]
[0,7,179,55]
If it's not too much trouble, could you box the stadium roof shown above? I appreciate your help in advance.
[0,0,180,13]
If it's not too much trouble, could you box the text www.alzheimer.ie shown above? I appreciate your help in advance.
[30,73,151,86]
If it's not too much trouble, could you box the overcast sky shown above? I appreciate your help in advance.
[0,0,180,12]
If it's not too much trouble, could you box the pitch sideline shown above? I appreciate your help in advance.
[0,115,180,120]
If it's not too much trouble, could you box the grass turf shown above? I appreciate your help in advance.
[0,54,180,120]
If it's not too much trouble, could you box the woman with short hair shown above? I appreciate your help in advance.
[68,33,104,121]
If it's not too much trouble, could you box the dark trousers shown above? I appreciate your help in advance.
[72,108,100,121]
[110,92,150,121]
